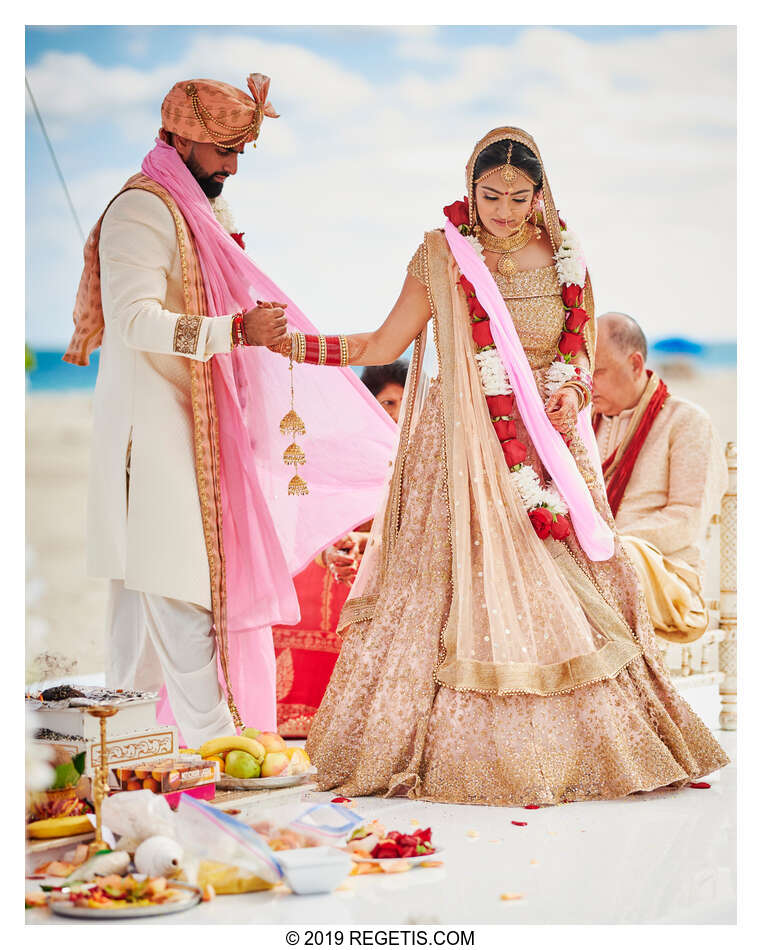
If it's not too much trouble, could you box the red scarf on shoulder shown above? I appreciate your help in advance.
[593,371,670,517]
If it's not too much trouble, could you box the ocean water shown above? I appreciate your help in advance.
[27,350,100,391]
[26,341,737,392]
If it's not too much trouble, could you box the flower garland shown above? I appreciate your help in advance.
[211,196,246,249]
[444,196,592,541]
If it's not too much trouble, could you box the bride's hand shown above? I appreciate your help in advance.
[267,335,292,357]
[545,387,580,435]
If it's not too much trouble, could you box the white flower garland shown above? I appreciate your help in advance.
[474,348,511,396]
[210,196,237,234]
[544,360,578,398]
[553,228,586,288]
[468,224,574,519]
[473,340,568,518]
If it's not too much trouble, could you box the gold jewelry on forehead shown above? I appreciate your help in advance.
[475,163,537,190]
[185,82,263,148]
[474,144,537,190]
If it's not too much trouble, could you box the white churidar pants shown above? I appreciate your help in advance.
[105,580,235,748]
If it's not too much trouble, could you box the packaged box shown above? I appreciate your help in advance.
[116,758,216,794]
[31,726,179,781]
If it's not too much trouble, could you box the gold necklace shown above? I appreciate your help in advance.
[477,221,534,278]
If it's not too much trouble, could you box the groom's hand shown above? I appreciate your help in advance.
[243,300,288,347]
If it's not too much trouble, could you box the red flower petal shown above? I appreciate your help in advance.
[331,796,352,803]
[511,820,528,826]
[501,438,527,467]
[468,297,489,320]
[493,418,517,442]
[558,330,584,356]
[689,781,711,789]
[550,513,571,541]
[561,283,582,308]
[487,394,515,417]
[230,232,246,250]
[528,507,554,539]
[564,307,589,333]
[471,320,494,348]
[444,197,470,228]
[459,274,475,296]
[524,804,541,810]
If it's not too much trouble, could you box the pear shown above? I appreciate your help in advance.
[241,727,261,740]
[224,750,260,779]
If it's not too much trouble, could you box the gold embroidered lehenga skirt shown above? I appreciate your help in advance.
[305,234,729,806]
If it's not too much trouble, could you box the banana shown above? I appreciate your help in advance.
[199,735,266,763]
[27,815,94,839]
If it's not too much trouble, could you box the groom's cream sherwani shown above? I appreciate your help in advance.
[90,188,233,609]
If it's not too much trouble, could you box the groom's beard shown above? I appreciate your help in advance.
[185,152,226,198]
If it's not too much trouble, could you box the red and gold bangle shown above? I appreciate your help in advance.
[231,311,248,348]
[290,333,351,367]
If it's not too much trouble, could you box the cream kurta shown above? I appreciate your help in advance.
[89,188,234,608]
[595,394,727,577]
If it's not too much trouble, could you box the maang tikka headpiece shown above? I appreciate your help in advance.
[474,142,537,190]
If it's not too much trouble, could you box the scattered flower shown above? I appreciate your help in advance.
[689,781,712,789]
[511,821,528,827]
[500,893,524,901]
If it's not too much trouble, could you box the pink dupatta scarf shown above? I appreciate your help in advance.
[444,220,614,561]
[142,140,398,633]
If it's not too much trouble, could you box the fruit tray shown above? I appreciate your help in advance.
[216,769,317,791]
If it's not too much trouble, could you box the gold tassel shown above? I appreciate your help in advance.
[283,442,306,466]
[279,408,306,437]
[281,350,308,495]
[287,474,309,496]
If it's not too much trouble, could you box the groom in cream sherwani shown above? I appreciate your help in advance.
[65,76,287,746]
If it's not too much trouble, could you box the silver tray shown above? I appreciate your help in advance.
[216,768,316,790]
[49,881,201,919]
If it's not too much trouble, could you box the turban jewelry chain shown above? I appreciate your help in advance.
[185,83,262,148]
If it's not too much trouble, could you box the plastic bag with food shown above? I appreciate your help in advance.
[173,794,284,887]
[255,803,364,850]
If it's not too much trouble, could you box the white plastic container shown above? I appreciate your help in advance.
[276,847,353,895]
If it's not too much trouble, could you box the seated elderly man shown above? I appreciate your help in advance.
[593,312,727,643]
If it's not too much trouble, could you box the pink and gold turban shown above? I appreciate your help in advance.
[160,73,279,148]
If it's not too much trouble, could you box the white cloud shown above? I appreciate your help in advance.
[26,26,736,348]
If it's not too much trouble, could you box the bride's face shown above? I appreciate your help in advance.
[474,167,535,236]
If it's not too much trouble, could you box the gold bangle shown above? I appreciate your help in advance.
[292,331,306,363]
[318,334,327,366]
[339,335,349,367]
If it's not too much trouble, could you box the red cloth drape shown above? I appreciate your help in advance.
[272,561,350,737]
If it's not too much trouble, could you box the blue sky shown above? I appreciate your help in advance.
[25,25,735,347]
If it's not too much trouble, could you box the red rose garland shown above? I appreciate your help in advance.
[445,197,589,541]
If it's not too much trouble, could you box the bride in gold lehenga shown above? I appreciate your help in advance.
[278,128,728,806]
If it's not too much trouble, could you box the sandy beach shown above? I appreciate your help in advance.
[25,364,737,685]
